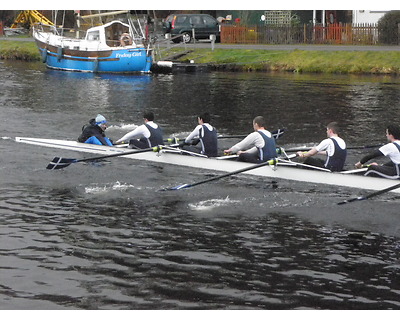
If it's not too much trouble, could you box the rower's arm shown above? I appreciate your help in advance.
[116,125,148,144]
[298,147,318,158]
[185,125,202,143]
[359,150,384,165]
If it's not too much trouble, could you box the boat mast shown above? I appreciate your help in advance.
[75,10,80,38]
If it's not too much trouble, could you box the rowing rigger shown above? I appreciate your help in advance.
[14,137,400,195]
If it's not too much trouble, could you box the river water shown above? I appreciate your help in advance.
[1,60,400,310]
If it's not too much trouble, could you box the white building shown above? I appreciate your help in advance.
[352,10,389,24]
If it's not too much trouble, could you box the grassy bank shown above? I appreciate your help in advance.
[2,39,400,74]
[0,40,40,61]
[166,48,400,74]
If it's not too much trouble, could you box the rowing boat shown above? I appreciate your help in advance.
[15,137,400,194]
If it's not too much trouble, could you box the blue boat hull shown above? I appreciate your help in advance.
[37,40,152,73]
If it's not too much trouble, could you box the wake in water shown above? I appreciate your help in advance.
[106,123,138,132]
[84,181,141,194]
[189,196,241,211]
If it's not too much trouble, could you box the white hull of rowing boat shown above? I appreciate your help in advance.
[15,137,400,194]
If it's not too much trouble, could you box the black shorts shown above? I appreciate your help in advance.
[365,163,400,179]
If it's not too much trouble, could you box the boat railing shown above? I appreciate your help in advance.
[33,22,86,39]
[33,23,59,35]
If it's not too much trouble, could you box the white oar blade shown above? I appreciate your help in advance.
[46,157,76,170]
[164,184,190,191]
[337,196,365,205]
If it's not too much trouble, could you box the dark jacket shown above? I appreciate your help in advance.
[78,119,112,146]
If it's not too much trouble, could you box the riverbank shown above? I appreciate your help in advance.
[0,39,39,61]
[170,47,400,74]
[2,38,400,74]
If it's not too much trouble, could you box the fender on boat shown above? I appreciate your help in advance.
[41,49,47,63]
[93,58,99,72]
[57,47,63,62]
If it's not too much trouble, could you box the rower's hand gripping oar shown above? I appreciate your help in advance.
[46,146,162,170]
[337,182,400,205]
[163,158,277,191]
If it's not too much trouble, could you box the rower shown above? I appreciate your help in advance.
[223,116,277,163]
[78,114,113,146]
[115,111,163,149]
[355,124,400,179]
[182,112,218,157]
[296,122,347,172]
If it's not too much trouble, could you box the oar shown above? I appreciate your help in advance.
[46,146,161,170]
[277,159,332,172]
[346,143,384,150]
[165,128,286,144]
[163,158,277,191]
[218,128,285,140]
[161,145,208,158]
[284,143,383,153]
[340,168,368,174]
[337,182,400,205]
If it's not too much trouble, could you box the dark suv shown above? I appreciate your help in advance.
[163,14,220,43]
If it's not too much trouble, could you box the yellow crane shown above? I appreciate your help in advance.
[11,10,53,28]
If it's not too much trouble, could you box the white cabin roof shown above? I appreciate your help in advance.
[86,20,130,34]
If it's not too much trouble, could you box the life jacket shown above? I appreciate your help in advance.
[199,125,218,157]
[393,141,400,154]
[325,138,347,172]
[139,123,164,147]
[257,131,277,162]
[392,142,400,167]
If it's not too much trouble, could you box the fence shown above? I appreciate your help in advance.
[220,23,381,45]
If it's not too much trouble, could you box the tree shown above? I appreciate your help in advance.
[378,10,400,45]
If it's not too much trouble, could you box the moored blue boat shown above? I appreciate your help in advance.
[33,19,152,73]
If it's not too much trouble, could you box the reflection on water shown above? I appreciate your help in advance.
[2,61,400,309]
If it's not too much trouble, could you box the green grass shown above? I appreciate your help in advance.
[166,47,400,74]
[0,40,40,61]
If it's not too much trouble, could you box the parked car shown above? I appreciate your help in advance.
[163,14,220,43]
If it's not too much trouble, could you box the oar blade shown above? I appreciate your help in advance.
[162,183,191,191]
[338,182,400,205]
[272,128,285,140]
[337,196,365,205]
[46,157,76,170]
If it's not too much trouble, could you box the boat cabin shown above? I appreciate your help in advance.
[85,20,134,47]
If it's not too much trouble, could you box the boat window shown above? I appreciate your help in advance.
[105,23,130,47]
[87,31,100,41]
